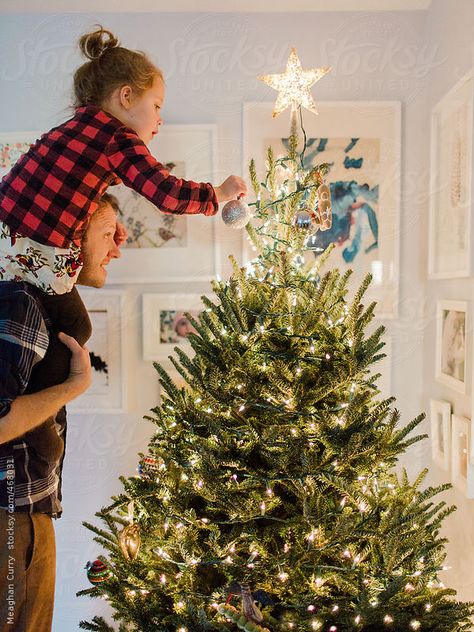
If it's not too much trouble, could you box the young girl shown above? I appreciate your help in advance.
[0,25,247,295]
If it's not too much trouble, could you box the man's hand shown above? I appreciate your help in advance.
[214,176,248,202]
[0,333,93,445]
[114,221,128,246]
[58,332,92,396]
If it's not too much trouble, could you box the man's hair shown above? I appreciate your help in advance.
[98,192,120,214]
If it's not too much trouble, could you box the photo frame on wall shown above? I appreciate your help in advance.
[430,399,452,471]
[0,131,41,178]
[106,124,221,284]
[243,101,401,318]
[435,300,470,393]
[428,72,474,279]
[69,290,127,414]
[451,414,474,498]
[142,293,208,362]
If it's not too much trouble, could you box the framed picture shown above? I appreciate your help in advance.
[451,414,474,498]
[0,131,41,178]
[243,101,401,318]
[106,124,221,283]
[430,399,452,471]
[142,293,208,361]
[69,290,127,414]
[428,72,474,278]
[435,300,470,393]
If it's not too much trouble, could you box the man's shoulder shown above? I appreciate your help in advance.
[0,281,45,306]
[0,281,50,330]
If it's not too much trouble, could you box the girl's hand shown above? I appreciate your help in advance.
[215,176,248,202]
[114,221,128,246]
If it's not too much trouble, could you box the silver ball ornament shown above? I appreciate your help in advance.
[293,209,314,232]
[222,197,251,229]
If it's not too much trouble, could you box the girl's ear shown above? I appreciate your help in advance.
[119,85,134,110]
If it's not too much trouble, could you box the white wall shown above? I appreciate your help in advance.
[0,3,471,629]
[420,0,474,604]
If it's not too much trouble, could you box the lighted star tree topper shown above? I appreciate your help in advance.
[258,47,331,118]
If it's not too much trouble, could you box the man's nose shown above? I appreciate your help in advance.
[111,242,121,259]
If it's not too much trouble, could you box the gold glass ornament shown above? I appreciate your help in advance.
[119,523,141,561]
[316,182,332,231]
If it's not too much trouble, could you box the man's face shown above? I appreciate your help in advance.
[77,203,121,287]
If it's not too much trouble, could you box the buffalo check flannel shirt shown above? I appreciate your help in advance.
[0,282,66,517]
[0,105,218,248]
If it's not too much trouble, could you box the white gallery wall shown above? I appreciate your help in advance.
[0,0,473,628]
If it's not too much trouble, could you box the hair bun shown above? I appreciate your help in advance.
[78,25,120,61]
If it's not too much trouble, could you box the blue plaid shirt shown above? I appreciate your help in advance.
[0,282,67,518]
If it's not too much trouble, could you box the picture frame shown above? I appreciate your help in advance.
[106,124,221,284]
[142,293,208,362]
[0,131,42,178]
[428,71,474,279]
[451,414,474,498]
[69,290,127,414]
[435,300,470,393]
[430,399,452,471]
[243,101,401,318]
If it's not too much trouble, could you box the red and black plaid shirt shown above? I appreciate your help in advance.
[0,106,218,248]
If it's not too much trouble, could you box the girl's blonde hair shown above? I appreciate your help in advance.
[73,25,163,108]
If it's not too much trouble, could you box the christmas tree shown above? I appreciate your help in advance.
[78,51,474,632]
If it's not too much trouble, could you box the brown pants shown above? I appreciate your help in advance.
[0,509,56,631]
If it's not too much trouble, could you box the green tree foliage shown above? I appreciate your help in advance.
[78,109,473,632]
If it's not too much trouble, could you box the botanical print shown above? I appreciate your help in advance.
[440,309,466,382]
[266,136,380,266]
[87,309,109,393]
[448,101,469,209]
[159,309,201,344]
[430,76,473,277]
[0,139,35,176]
[111,161,188,249]
[434,106,470,265]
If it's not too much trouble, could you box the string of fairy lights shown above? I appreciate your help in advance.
[83,49,458,632]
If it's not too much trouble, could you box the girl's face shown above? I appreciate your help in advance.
[114,75,165,145]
